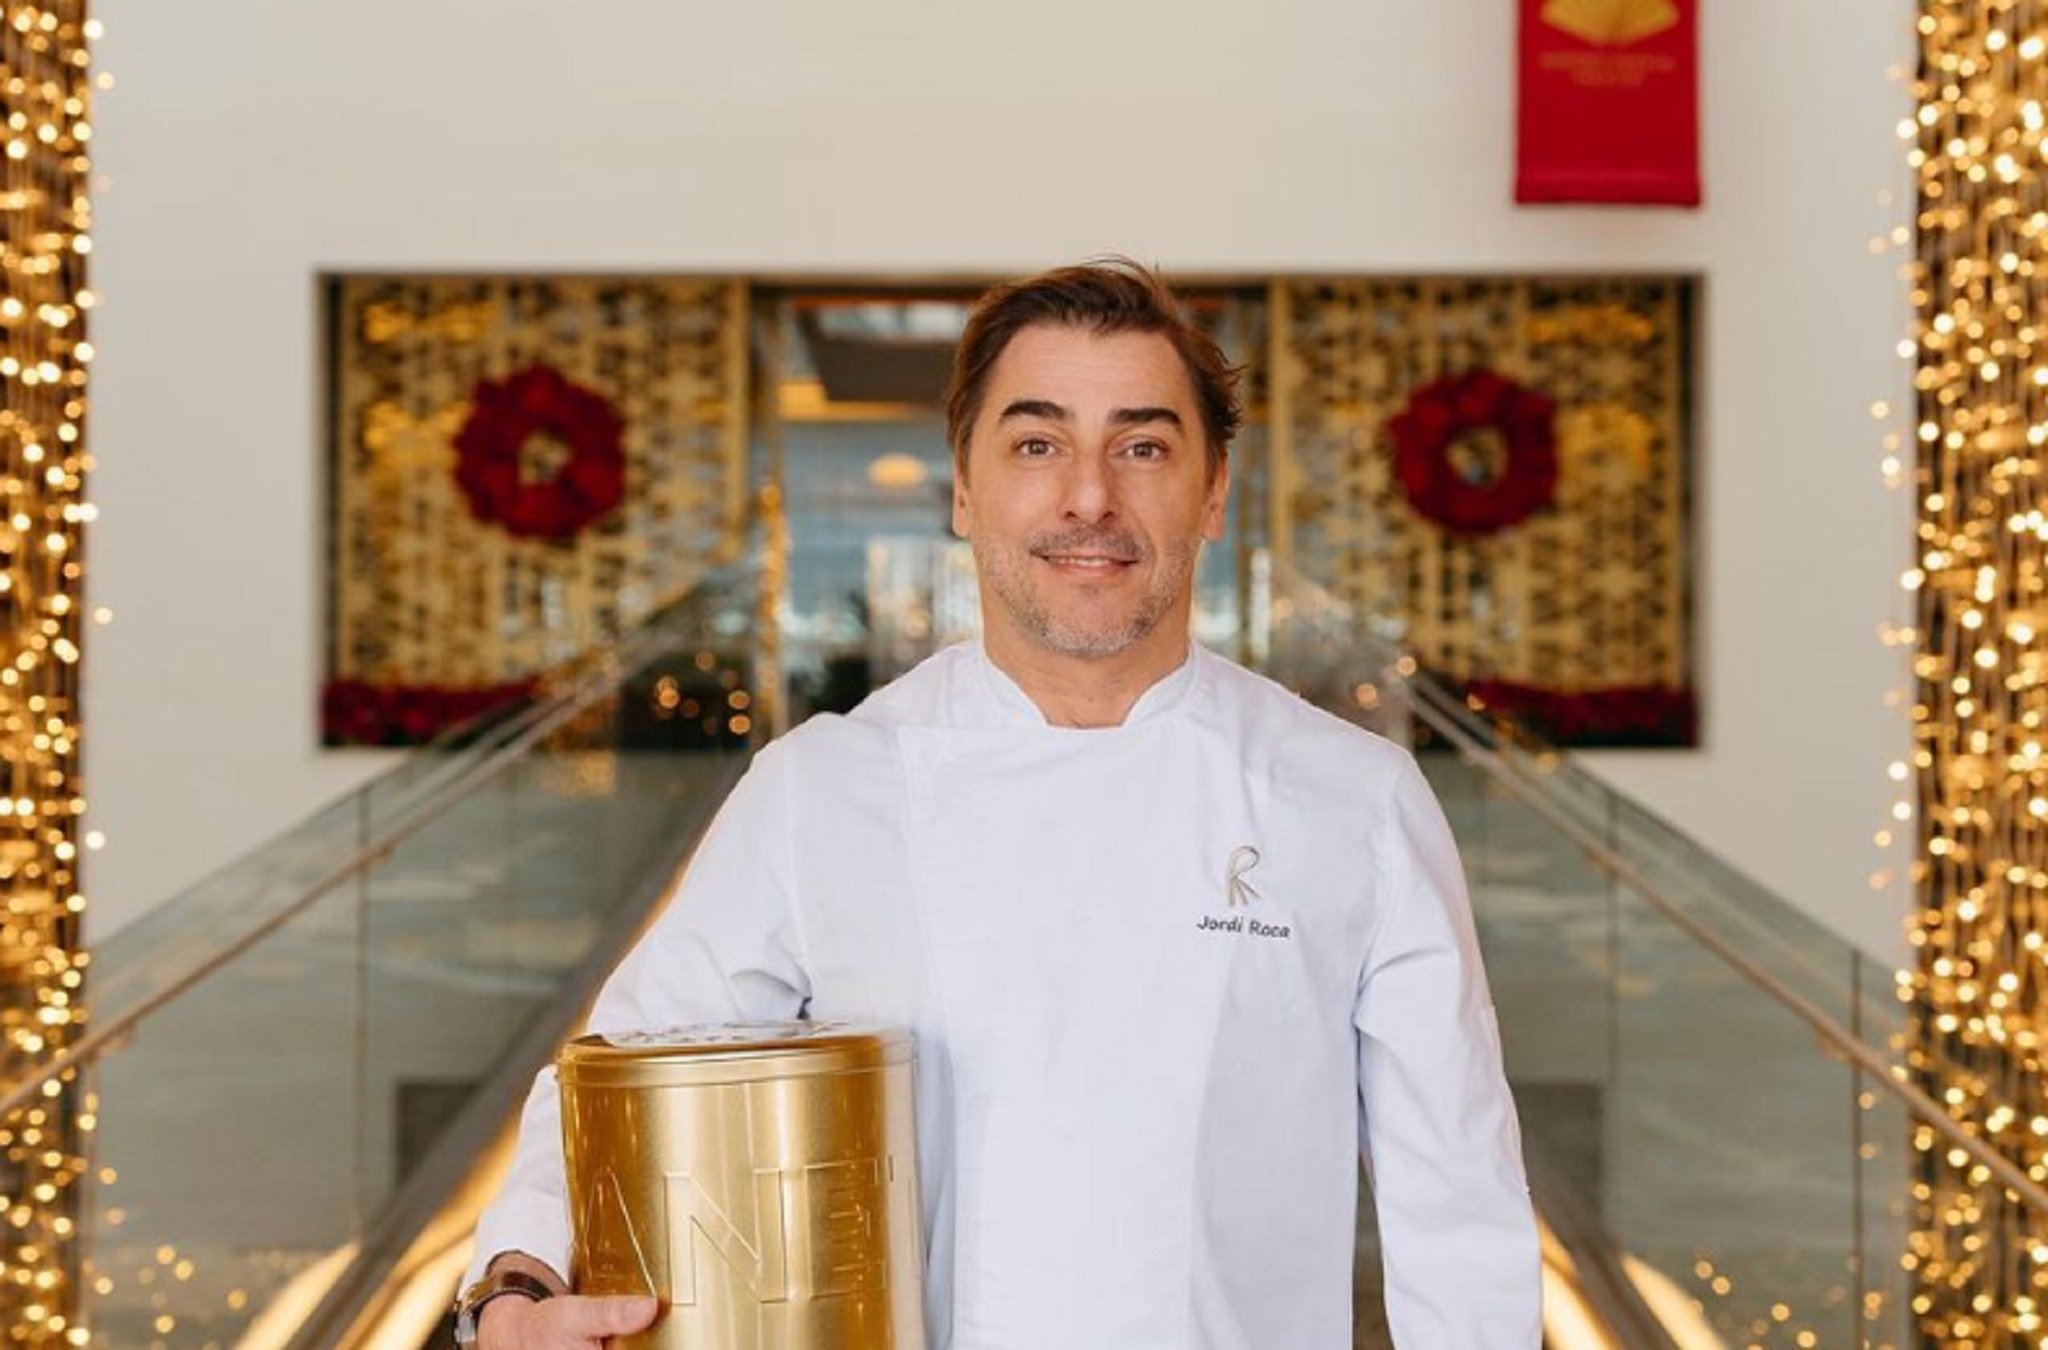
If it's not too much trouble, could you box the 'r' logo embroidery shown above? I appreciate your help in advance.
[1225,845,1261,907]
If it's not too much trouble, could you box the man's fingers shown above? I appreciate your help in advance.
[553,1293,659,1338]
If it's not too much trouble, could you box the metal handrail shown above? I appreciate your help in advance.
[0,589,733,1116]
[1399,670,2048,1216]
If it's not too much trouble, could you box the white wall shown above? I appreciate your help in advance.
[86,0,1916,955]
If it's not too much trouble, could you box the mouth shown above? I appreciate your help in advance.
[1035,552,1138,574]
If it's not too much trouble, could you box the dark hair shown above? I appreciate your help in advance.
[944,257,1242,478]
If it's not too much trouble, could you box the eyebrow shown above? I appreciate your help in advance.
[1110,406,1184,430]
[995,399,1185,430]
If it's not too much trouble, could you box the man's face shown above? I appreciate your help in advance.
[952,324,1229,663]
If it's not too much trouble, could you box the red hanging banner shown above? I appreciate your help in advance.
[1515,0,1700,206]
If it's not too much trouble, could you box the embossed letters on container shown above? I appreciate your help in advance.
[667,1159,889,1306]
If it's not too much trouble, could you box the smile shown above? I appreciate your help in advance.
[1038,554,1136,572]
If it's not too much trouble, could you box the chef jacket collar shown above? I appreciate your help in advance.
[967,640,1205,730]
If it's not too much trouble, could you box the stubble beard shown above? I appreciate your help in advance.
[976,526,1205,660]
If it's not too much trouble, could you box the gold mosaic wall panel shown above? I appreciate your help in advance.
[326,276,749,744]
[1269,277,1694,745]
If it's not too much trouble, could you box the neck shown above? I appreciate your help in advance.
[981,622,1193,728]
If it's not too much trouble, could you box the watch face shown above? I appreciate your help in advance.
[453,1273,551,1346]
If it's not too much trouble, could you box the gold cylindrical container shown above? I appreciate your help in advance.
[559,1021,925,1350]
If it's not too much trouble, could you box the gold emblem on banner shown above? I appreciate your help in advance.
[1541,0,1678,46]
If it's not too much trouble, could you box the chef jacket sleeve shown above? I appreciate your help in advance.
[1353,752,1542,1347]
[463,741,811,1291]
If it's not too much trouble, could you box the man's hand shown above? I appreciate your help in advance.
[472,1252,657,1348]
[477,1290,658,1348]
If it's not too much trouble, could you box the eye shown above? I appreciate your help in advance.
[1015,436,1058,458]
[1121,439,1169,462]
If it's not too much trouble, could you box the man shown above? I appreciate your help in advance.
[459,260,1541,1348]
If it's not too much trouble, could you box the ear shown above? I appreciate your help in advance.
[951,457,972,538]
[1201,454,1230,543]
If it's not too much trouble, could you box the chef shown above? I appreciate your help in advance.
[457,259,1542,1348]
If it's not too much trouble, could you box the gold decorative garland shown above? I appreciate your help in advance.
[0,1,94,1342]
[1907,4,2048,1344]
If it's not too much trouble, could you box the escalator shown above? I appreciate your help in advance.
[4,565,2007,1348]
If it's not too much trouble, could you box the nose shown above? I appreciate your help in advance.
[1059,452,1117,524]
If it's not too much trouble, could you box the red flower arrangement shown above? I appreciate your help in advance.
[321,678,537,747]
[452,364,626,540]
[1387,370,1558,536]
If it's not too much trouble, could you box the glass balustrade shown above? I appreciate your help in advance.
[5,572,763,1348]
[1261,608,1986,1350]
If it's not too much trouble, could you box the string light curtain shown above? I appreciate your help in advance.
[1909,3,2048,1344]
[0,1,94,1343]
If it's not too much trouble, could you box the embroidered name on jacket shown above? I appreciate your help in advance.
[1195,912,1293,939]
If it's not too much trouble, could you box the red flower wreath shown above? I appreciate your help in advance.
[452,364,626,540]
[1387,370,1558,536]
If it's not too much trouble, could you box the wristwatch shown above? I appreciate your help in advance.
[452,1268,555,1347]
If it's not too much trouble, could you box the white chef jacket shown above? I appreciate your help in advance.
[468,641,1541,1348]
